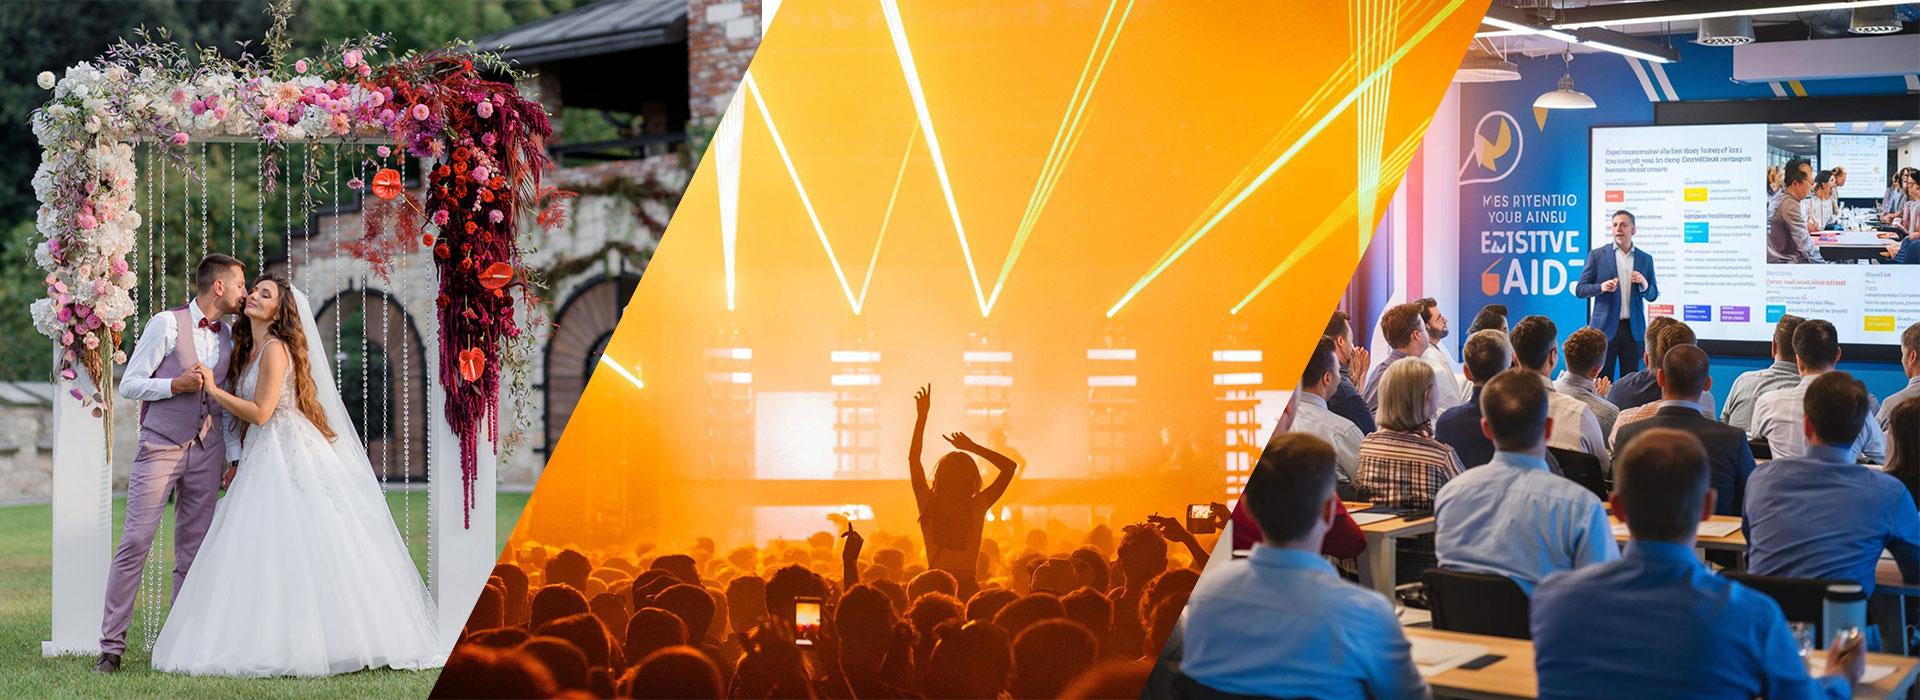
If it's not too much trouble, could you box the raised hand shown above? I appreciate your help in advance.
[1208,502,1231,530]
[943,431,980,453]
[1146,513,1194,544]
[841,522,863,567]
[913,384,931,417]
[1348,346,1371,387]
[1595,376,1612,396]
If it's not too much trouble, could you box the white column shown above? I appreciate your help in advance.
[427,370,497,646]
[43,353,111,657]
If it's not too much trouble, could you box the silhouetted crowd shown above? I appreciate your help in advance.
[434,513,1225,699]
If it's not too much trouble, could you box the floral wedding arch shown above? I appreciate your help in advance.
[31,16,571,653]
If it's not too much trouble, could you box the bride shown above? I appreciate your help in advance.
[150,272,445,676]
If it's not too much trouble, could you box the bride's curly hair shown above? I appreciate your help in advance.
[225,272,335,441]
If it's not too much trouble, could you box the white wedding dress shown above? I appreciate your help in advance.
[151,291,446,677]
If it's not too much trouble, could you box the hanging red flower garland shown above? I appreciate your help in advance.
[346,52,568,528]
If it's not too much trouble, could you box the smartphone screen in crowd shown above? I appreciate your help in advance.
[1187,504,1217,535]
[794,596,823,647]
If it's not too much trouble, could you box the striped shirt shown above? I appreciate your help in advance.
[1356,428,1463,509]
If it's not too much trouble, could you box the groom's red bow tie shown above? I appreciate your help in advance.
[198,318,222,334]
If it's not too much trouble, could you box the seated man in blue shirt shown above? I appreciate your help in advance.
[1746,371,1920,598]
[1533,430,1863,698]
[1434,329,1512,469]
[1434,369,1618,595]
[1175,433,1426,699]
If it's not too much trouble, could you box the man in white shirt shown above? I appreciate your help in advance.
[1554,327,1619,438]
[1722,315,1807,432]
[1363,302,1461,415]
[1416,297,1462,386]
[1510,315,1610,474]
[1751,319,1887,463]
[1283,336,1365,485]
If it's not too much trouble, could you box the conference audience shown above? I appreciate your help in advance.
[1288,336,1365,486]
[1508,315,1610,474]
[1362,302,1459,415]
[1607,318,1719,419]
[1879,321,1920,432]
[1746,371,1920,599]
[1611,325,1719,438]
[1879,167,1914,218]
[1612,345,1755,517]
[1721,314,1807,431]
[1323,311,1379,434]
[1553,327,1620,436]
[1175,434,1426,699]
[1750,319,1887,464]
[1355,357,1462,584]
[1433,369,1616,594]
[1768,158,1822,263]
[1531,430,1864,698]
[1434,329,1515,470]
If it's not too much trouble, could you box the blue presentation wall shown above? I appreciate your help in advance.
[1454,40,1914,405]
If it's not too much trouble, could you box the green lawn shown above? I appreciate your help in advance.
[0,490,527,698]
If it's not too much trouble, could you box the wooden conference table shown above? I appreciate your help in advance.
[1407,627,1920,700]
[1344,502,1746,598]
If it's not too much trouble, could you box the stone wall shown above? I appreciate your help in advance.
[688,0,763,123]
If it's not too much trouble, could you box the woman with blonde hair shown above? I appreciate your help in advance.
[1354,357,1464,584]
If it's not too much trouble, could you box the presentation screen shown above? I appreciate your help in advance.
[1590,123,1913,346]
[1820,133,1890,200]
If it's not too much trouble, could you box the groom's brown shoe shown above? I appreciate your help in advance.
[93,652,120,674]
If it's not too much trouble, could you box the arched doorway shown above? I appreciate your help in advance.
[544,273,642,452]
[315,288,430,482]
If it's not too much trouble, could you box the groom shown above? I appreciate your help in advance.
[94,254,246,674]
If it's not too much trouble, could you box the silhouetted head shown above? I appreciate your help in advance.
[464,626,531,649]
[529,584,590,633]
[836,585,897,677]
[725,575,768,633]
[966,588,1019,622]
[1060,588,1113,639]
[546,549,593,593]
[622,646,724,699]
[624,608,688,666]
[921,620,1013,699]
[650,554,700,586]
[534,612,616,669]
[933,451,983,496]
[653,584,717,645]
[993,592,1067,639]
[1012,619,1100,698]
[764,564,827,625]
[908,569,959,601]
[434,644,558,698]
[518,636,591,692]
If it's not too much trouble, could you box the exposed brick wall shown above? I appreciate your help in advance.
[688,0,763,123]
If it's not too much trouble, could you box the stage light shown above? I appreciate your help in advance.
[1086,348,1137,361]
[1087,375,1138,387]
[963,351,1014,364]
[598,354,644,390]
[743,72,861,313]
[708,347,754,361]
[1088,332,1137,475]
[964,375,1015,387]
[1211,372,1265,386]
[881,0,991,317]
[1212,341,1265,499]
[705,372,754,384]
[992,0,1138,315]
[1211,350,1263,363]
[963,329,1013,434]
[830,350,881,363]
[831,373,883,387]
[1106,4,1464,318]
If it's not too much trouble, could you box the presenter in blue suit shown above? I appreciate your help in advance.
[1574,210,1659,378]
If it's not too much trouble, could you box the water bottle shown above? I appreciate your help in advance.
[1822,583,1867,648]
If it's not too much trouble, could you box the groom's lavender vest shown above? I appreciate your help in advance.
[139,306,231,449]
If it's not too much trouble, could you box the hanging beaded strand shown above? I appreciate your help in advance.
[335,145,345,388]
[181,143,192,298]
[399,148,413,558]
[229,143,237,255]
[286,147,296,284]
[199,142,210,263]
[256,142,265,269]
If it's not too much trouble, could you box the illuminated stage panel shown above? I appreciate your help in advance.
[753,505,876,543]
[755,391,838,480]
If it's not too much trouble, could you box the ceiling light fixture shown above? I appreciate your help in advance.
[1535,47,1597,110]
[1456,43,1522,82]
[1552,0,1911,29]
[1695,15,1755,45]
[1478,5,1679,63]
[1849,5,1905,34]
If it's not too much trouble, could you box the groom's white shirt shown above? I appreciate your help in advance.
[121,301,242,457]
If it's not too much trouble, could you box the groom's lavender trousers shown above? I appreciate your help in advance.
[98,431,225,655]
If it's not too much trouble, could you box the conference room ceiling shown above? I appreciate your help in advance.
[1482,0,1920,58]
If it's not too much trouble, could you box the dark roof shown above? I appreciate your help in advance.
[476,0,688,66]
